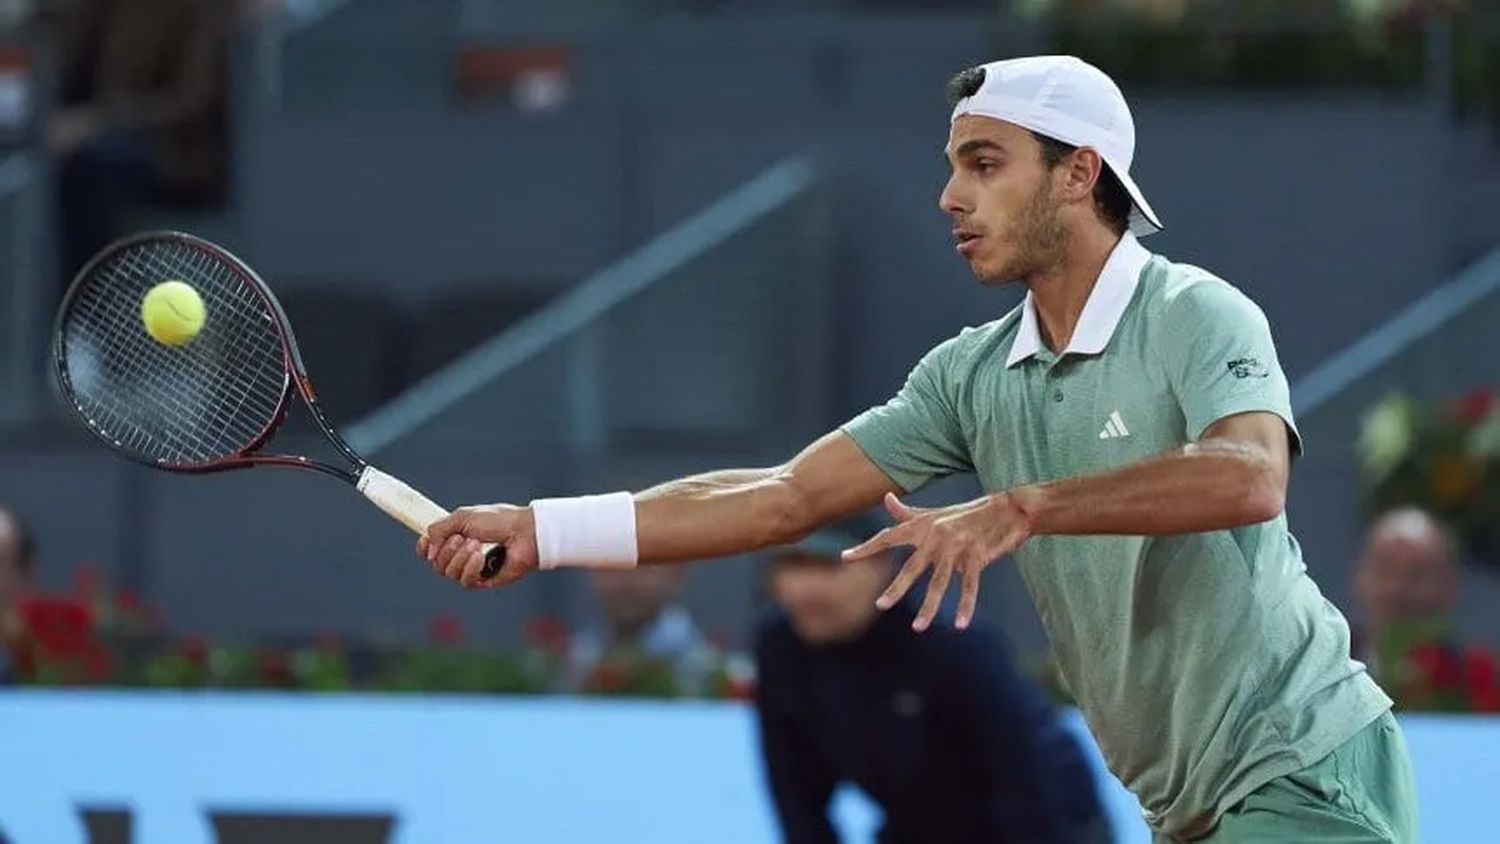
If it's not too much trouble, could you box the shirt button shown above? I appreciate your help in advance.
[1053,389,1064,402]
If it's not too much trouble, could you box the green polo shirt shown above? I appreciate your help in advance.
[840,234,1392,839]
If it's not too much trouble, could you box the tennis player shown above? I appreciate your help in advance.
[420,56,1416,843]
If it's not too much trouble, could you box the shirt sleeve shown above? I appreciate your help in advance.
[839,338,974,493]
[1159,279,1303,456]
[753,623,839,844]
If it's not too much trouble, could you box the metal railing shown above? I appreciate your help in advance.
[1292,242,1500,446]
[346,154,828,489]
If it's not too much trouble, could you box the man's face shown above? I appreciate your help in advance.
[939,115,1068,285]
[590,567,685,634]
[1355,525,1457,626]
[769,554,890,646]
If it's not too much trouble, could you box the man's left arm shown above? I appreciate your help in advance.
[1011,410,1289,536]
[846,280,1299,629]
[1018,278,1298,533]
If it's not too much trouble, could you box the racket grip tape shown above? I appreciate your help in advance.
[356,466,506,579]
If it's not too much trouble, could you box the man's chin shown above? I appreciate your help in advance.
[972,262,1018,287]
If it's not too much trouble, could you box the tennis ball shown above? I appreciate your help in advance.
[141,280,206,346]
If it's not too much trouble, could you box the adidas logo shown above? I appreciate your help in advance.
[1098,410,1131,440]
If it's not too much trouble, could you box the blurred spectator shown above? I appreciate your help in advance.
[566,566,721,696]
[754,523,1109,844]
[0,505,35,684]
[46,0,230,288]
[1352,506,1459,672]
[1350,506,1500,712]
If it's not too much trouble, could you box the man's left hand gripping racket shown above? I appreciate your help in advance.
[52,231,505,579]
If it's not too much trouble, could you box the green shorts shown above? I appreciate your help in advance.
[1155,711,1418,843]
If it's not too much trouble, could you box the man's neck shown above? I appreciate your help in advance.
[1025,224,1122,353]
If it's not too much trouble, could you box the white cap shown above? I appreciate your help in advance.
[950,55,1163,237]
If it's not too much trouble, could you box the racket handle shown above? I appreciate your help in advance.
[356,466,507,579]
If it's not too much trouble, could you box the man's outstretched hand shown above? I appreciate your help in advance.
[842,491,1034,632]
[418,504,540,589]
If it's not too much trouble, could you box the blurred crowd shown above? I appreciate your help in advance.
[5,495,1494,707]
[0,0,1491,304]
[24,0,234,294]
[1,2,1497,839]
[2,492,1497,841]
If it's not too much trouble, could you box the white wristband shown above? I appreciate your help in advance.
[531,492,639,570]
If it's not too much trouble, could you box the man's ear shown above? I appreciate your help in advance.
[1058,147,1104,205]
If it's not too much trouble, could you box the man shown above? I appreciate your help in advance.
[0,506,35,685]
[47,0,229,285]
[1349,507,1486,710]
[1352,507,1459,669]
[420,56,1415,842]
[566,566,720,696]
[755,522,1108,843]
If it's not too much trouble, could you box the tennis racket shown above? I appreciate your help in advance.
[51,230,505,579]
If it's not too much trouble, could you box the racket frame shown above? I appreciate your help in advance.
[53,230,366,484]
[53,230,507,579]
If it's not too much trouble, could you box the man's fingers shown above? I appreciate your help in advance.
[424,513,466,561]
[438,535,468,579]
[843,523,909,563]
[457,540,487,587]
[883,490,936,522]
[877,544,933,610]
[914,557,953,632]
[883,491,914,521]
[956,557,983,630]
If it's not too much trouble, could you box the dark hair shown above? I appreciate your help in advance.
[945,65,987,108]
[945,66,1133,235]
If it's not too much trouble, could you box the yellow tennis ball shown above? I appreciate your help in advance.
[140,280,206,346]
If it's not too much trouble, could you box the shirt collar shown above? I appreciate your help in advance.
[1005,232,1152,368]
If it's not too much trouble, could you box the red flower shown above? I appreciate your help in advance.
[523,617,569,651]
[1448,388,1496,426]
[117,590,142,612]
[83,643,112,683]
[19,597,93,656]
[587,663,629,693]
[726,678,756,701]
[259,651,293,686]
[429,615,464,645]
[1472,686,1500,713]
[1465,646,1498,697]
[181,636,209,667]
[72,565,102,600]
[1410,643,1465,691]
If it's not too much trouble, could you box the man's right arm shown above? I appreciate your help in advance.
[422,337,971,586]
[632,431,900,564]
[421,430,899,585]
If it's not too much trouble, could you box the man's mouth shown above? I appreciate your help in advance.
[954,230,982,256]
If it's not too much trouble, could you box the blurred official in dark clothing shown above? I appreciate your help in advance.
[754,523,1110,844]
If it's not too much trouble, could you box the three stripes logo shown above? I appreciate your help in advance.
[1098,410,1130,440]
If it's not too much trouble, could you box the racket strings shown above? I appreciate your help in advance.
[57,238,290,467]
[75,270,268,451]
